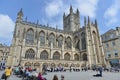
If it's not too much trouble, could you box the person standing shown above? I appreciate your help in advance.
[5,66,12,80]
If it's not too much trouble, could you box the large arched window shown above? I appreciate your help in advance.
[26,29,34,44]
[39,31,45,46]
[48,33,55,47]
[53,52,60,60]
[64,53,70,60]
[74,36,80,50]
[40,50,48,60]
[82,53,87,61]
[66,37,72,49]
[81,33,86,50]
[93,31,99,63]
[25,49,35,59]
[58,35,63,47]
[74,54,79,61]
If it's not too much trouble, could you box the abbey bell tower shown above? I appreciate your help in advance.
[63,6,80,32]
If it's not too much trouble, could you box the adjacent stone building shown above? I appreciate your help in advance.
[101,27,120,67]
[0,43,10,66]
[7,6,106,69]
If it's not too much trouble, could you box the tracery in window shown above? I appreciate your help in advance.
[64,53,70,60]
[66,37,72,49]
[81,32,86,50]
[40,50,48,60]
[58,35,63,47]
[25,49,35,59]
[53,52,60,60]
[39,31,45,46]
[74,54,79,61]
[74,36,80,50]
[82,53,87,61]
[48,33,55,47]
[25,29,34,44]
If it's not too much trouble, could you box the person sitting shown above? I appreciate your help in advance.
[38,72,45,80]
[93,67,102,77]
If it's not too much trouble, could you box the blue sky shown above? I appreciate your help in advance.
[0,0,120,46]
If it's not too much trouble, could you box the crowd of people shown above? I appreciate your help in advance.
[0,65,120,80]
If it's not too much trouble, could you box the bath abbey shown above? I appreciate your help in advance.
[6,6,106,69]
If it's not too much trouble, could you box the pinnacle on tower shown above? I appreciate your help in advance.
[95,19,97,26]
[84,16,86,26]
[88,16,90,24]
[17,8,23,21]
[63,12,66,18]
[70,5,73,13]
[76,8,79,15]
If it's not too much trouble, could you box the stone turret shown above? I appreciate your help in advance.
[95,19,97,27]
[76,8,79,16]
[84,16,86,26]
[17,8,23,22]
[88,16,90,25]
[63,6,80,32]
[70,5,73,14]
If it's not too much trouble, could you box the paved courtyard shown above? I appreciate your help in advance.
[0,70,120,80]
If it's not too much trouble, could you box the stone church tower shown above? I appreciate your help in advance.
[7,6,106,69]
[63,6,80,32]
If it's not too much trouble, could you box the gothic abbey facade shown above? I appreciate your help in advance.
[7,6,106,69]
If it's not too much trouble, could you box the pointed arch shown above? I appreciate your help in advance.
[25,49,35,59]
[81,32,86,50]
[40,50,48,60]
[26,28,34,44]
[74,53,79,61]
[64,53,71,60]
[66,36,72,49]
[34,62,40,67]
[53,51,60,60]
[74,36,80,50]
[51,63,56,67]
[64,63,69,67]
[58,35,63,47]
[48,33,55,46]
[82,53,87,61]
[24,62,31,66]
[39,31,45,46]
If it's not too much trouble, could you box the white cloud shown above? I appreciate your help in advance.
[45,0,98,18]
[45,0,63,18]
[0,14,15,45]
[76,0,99,18]
[104,0,120,26]
[44,0,99,29]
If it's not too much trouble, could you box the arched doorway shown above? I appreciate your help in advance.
[64,53,71,60]
[24,62,31,67]
[82,53,87,61]
[53,52,60,60]
[34,62,40,68]
[40,50,48,60]
[51,63,56,67]
[74,54,79,61]
[71,63,75,67]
